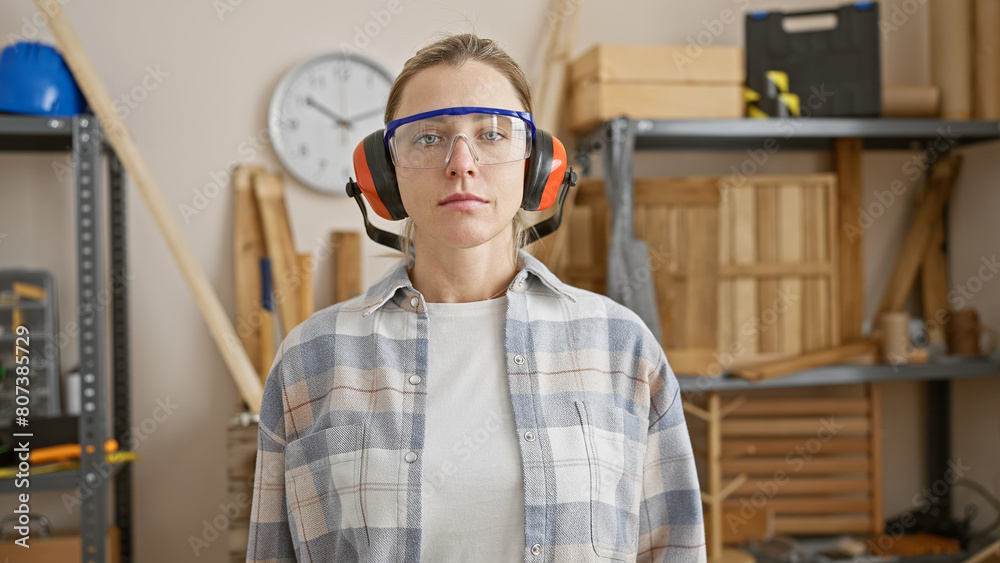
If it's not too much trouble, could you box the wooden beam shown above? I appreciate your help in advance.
[877,154,962,315]
[834,138,864,342]
[254,171,301,336]
[234,164,265,377]
[331,231,363,303]
[731,340,878,381]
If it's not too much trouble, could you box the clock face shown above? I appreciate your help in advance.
[268,52,394,195]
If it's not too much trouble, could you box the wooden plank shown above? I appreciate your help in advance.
[233,164,265,376]
[775,515,872,535]
[719,262,834,278]
[722,437,871,458]
[834,138,864,342]
[729,398,870,416]
[756,183,780,354]
[635,177,721,205]
[722,457,871,475]
[718,182,734,353]
[803,184,824,352]
[921,220,949,345]
[826,174,842,345]
[868,383,885,536]
[733,477,871,496]
[777,182,803,354]
[878,154,963,315]
[733,186,758,355]
[731,341,878,382]
[724,497,871,514]
[704,508,772,546]
[331,231,363,304]
[685,205,719,348]
[663,348,717,375]
[253,171,301,337]
[721,417,870,436]
[296,252,314,321]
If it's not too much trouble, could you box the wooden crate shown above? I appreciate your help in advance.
[561,174,840,374]
[568,44,745,134]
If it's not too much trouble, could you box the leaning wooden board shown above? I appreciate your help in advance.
[563,174,840,374]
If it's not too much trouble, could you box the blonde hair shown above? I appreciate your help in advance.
[386,33,534,269]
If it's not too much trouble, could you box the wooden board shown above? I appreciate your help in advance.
[331,231,363,304]
[570,82,744,134]
[834,138,864,343]
[570,44,744,85]
[921,221,949,345]
[931,0,973,119]
[253,171,301,336]
[233,164,265,377]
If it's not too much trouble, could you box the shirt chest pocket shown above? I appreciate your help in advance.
[284,424,368,553]
[575,400,644,562]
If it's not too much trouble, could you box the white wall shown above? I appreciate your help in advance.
[0,1,996,561]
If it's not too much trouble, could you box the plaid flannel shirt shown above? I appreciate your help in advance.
[246,249,706,563]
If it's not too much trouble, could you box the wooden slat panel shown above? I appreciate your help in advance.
[803,184,823,352]
[331,231,363,304]
[722,437,871,458]
[722,417,870,436]
[725,497,871,514]
[869,383,885,536]
[722,457,871,475]
[730,398,870,416]
[732,477,871,496]
[775,515,872,535]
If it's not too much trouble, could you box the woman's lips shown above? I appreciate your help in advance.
[440,199,487,210]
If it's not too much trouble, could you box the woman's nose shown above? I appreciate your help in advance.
[445,134,478,176]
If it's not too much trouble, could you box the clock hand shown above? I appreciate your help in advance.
[345,106,385,123]
[305,96,351,128]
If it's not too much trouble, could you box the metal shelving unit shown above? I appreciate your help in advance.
[0,113,132,563]
[576,115,1000,549]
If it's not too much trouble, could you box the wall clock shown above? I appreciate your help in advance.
[268,51,394,195]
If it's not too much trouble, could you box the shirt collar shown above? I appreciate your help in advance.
[361,248,576,316]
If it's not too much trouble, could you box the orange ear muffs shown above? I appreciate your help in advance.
[352,129,407,221]
[521,130,568,212]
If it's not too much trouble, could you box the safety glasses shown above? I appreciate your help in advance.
[384,106,535,169]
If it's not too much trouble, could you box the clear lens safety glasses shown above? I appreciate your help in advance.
[384,106,535,169]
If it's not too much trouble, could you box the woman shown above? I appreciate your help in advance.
[247,33,705,563]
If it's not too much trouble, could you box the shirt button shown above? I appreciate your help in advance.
[530,543,541,555]
[404,451,417,463]
[515,279,525,290]
[408,375,422,385]
[513,354,525,365]
[410,296,420,308]
[524,430,535,441]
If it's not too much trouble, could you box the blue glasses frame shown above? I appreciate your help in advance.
[383,106,536,152]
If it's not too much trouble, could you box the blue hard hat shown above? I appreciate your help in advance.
[0,41,87,117]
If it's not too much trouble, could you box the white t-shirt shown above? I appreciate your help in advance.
[420,295,524,562]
